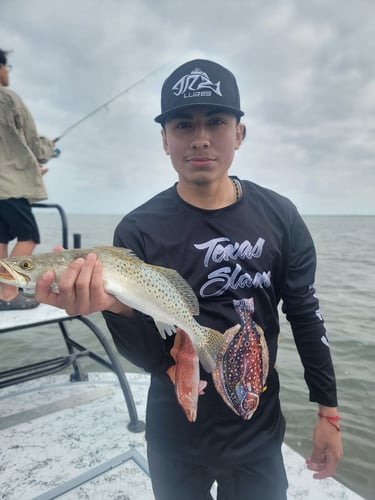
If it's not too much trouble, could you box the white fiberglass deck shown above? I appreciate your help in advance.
[0,372,363,500]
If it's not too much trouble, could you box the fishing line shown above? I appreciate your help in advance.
[53,60,172,143]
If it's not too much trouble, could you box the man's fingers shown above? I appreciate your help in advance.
[74,254,100,314]
[59,257,93,314]
[89,260,107,309]
[306,457,325,471]
[306,453,337,480]
[35,253,113,315]
[58,258,84,298]
[35,270,58,305]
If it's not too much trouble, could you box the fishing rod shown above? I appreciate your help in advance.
[53,61,172,143]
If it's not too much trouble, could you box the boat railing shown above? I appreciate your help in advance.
[0,203,145,433]
[31,202,69,248]
[31,202,75,249]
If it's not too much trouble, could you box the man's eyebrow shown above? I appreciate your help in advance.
[169,109,230,120]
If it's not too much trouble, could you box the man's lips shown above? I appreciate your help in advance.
[187,156,215,166]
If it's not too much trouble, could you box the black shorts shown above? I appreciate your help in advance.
[0,198,40,244]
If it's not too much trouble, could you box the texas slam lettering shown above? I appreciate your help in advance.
[194,237,271,298]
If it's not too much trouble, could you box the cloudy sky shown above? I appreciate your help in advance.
[1,0,374,215]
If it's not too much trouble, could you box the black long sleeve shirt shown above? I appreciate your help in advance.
[103,179,337,465]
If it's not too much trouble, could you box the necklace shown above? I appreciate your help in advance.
[232,178,242,202]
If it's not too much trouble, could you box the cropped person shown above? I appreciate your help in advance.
[0,48,55,310]
[35,58,343,500]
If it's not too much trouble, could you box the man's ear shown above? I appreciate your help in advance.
[235,123,245,150]
[161,128,169,155]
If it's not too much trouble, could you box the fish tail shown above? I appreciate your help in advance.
[196,326,225,373]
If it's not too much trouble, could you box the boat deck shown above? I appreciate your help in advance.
[0,372,364,500]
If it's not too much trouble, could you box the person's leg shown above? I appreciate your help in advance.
[0,242,8,259]
[147,446,215,500]
[0,199,39,304]
[216,450,288,500]
[0,206,11,296]
[10,240,37,257]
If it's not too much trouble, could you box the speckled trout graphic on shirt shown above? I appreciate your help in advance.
[213,297,269,420]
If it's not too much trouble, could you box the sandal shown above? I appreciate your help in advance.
[0,294,39,310]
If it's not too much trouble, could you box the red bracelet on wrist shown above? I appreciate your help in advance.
[317,412,342,431]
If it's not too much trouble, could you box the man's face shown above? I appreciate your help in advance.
[161,106,243,187]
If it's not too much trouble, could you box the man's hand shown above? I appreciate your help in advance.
[306,413,344,479]
[35,253,130,316]
[39,165,48,175]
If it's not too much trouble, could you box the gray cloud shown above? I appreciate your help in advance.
[1,0,374,214]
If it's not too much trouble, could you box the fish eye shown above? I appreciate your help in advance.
[20,260,33,270]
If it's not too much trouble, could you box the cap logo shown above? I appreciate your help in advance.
[171,67,222,100]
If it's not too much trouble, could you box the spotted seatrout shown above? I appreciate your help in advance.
[0,247,225,373]
[212,297,269,420]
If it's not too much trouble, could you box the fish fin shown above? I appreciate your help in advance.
[166,365,176,385]
[155,321,176,339]
[196,326,226,373]
[92,246,149,265]
[95,246,143,263]
[198,380,207,395]
[152,266,200,316]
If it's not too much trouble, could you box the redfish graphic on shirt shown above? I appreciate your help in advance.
[167,328,207,423]
[212,297,269,420]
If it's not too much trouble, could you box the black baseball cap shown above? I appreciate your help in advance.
[154,59,244,124]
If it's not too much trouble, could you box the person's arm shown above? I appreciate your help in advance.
[103,309,171,373]
[305,404,343,479]
[281,212,343,478]
[17,93,55,163]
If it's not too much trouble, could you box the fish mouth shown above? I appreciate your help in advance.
[0,261,30,287]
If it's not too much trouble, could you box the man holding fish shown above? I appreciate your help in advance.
[3,59,343,499]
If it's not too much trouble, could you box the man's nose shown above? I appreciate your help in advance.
[191,125,210,149]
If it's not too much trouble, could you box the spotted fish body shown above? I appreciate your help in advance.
[212,297,269,420]
[0,246,225,373]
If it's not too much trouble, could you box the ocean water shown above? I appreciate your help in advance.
[1,212,374,500]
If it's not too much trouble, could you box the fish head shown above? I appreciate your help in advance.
[0,249,90,293]
[0,257,35,289]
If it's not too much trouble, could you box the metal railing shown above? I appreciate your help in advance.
[1,203,145,432]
